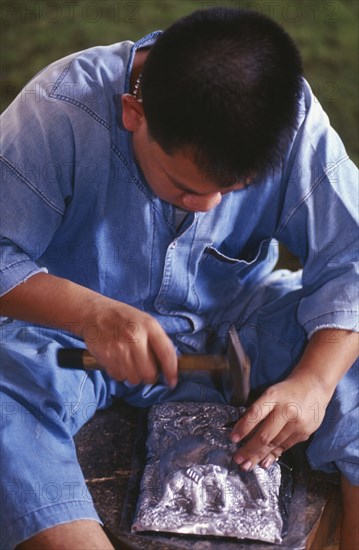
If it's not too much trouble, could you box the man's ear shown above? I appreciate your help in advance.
[121,94,145,132]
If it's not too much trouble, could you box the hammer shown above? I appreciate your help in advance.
[56,325,250,406]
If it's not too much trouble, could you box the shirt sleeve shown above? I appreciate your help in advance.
[0,68,75,296]
[275,81,359,337]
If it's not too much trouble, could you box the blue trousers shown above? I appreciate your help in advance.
[1,270,358,549]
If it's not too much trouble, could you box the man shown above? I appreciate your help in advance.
[0,8,358,549]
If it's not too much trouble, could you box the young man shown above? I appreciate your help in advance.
[0,8,358,550]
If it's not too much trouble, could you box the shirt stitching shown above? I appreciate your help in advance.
[1,156,64,215]
[46,36,165,217]
[0,259,37,273]
[50,62,71,95]
[48,59,111,129]
[5,500,96,529]
[110,143,171,221]
[187,220,200,311]
[307,324,359,339]
[110,143,153,199]
[303,311,359,324]
[275,155,349,235]
[48,93,111,130]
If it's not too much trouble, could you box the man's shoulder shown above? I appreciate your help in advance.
[33,31,162,104]
[34,41,134,106]
[284,78,352,175]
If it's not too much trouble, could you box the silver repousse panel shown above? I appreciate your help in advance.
[132,402,283,544]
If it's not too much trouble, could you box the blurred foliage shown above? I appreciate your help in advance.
[1,1,357,271]
[1,0,358,164]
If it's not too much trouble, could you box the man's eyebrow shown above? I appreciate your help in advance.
[163,171,193,192]
[170,178,197,193]
[163,169,211,195]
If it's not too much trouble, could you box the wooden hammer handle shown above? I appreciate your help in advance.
[57,349,229,373]
[178,354,229,372]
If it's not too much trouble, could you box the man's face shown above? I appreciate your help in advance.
[122,95,245,212]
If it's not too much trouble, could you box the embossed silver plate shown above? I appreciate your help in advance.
[132,402,283,544]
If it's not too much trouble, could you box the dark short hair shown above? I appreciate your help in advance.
[141,8,303,186]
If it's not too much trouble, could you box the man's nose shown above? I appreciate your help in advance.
[181,192,222,212]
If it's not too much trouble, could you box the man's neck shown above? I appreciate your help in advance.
[130,47,150,96]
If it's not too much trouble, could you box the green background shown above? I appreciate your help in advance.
[1,0,357,269]
[1,0,358,165]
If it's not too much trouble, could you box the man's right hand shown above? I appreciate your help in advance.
[84,298,178,386]
[0,272,178,387]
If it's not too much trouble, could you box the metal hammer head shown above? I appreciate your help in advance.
[226,325,251,406]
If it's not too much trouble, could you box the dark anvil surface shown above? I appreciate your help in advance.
[74,400,340,550]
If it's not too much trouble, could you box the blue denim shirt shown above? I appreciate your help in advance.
[1,32,358,351]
